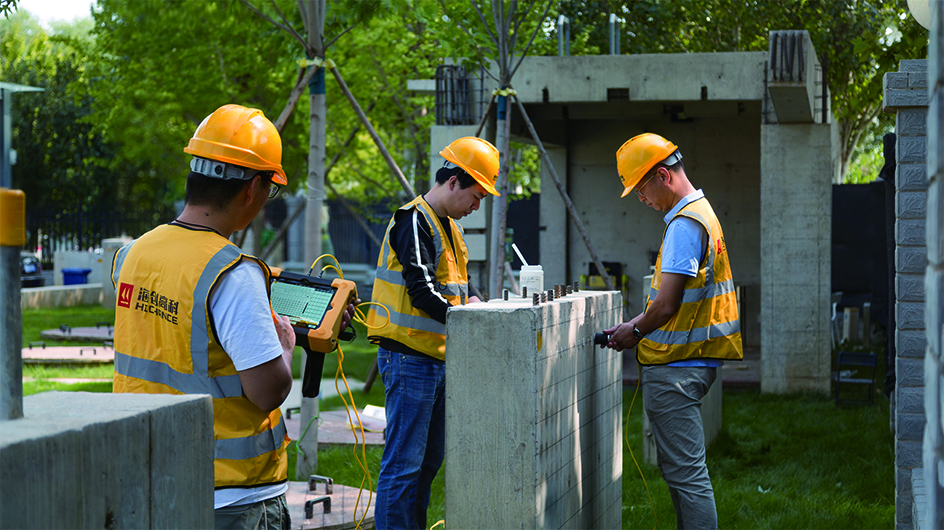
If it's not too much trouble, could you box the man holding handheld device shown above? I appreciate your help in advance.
[112,104,355,530]
[601,133,743,530]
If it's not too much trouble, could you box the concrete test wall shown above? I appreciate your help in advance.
[0,392,214,529]
[444,291,622,529]
[884,59,931,530]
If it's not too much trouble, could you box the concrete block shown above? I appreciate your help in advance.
[898,413,927,441]
[898,273,928,302]
[898,302,926,331]
[897,248,927,274]
[445,292,622,529]
[898,108,929,135]
[900,59,928,72]
[899,136,929,165]
[897,329,928,358]
[0,392,214,529]
[897,440,924,467]
[898,190,928,219]
[898,357,927,387]
[899,164,931,190]
[896,218,928,246]
[909,73,929,89]
[926,268,943,359]
[898,386,926,416]
[885,72,910,89]
[20,284,103,310]
[885,88,931,109]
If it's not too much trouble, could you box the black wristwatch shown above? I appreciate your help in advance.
[632,324,644,340]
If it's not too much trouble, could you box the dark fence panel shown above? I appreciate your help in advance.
[326,200,392,266]
[25,205,173,267]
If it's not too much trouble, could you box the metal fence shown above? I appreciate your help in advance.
[24,205,172,267]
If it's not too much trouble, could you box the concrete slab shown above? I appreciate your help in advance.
[40,324,114,342]
[285,480,375,529]
[22,345,114,364]
[284,410,384,448]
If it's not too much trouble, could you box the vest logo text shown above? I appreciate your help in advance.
[133,286,180,325]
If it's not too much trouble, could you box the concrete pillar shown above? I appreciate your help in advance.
[922,3,944,527]
[759,123,835,393]
[444,291,622,529]
[883,58,930,530]
[539,145,568,284]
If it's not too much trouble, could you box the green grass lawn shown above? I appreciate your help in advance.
[21,306,893,528]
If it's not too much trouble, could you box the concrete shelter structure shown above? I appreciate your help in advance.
[423,30,838,393]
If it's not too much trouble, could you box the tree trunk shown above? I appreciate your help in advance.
[297,0,325,480]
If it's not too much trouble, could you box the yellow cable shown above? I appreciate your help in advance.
[354,301,390,330]
[334,343,373,529]
[308,254,343,277]
[625,357,657,530]
[429,520,445,530]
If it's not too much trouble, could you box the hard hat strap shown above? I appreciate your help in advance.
[190,157,250,181]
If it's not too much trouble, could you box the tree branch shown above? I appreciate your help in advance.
[508,0,553,81]
[238,0,312,55]
[324,24,355,50]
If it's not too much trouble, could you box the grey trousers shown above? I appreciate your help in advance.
[642,365,718,530]
[214,493,290,530]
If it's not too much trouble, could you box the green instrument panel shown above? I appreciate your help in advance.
[270,281,336,328]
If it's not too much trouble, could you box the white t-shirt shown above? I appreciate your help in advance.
[209,260,288,508]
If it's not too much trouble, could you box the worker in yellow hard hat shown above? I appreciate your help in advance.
[603,132,743,529]
[366,135,499,529]
[111,104,354,530]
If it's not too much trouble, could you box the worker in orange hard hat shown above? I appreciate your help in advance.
[604,132,743,530]
[112,104,354,530]
[366,135,499,529]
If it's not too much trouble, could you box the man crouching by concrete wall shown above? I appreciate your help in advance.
[366,137,500,530]
[601,133,743,530]
[111,104,354,530]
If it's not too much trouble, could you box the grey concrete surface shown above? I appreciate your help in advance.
[445,291,622,529]
[0,392,213,529]
[20,283,103,310]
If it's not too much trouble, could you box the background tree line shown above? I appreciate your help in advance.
[1,0,927,252]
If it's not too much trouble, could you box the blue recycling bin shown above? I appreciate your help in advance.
[62,267,92,285]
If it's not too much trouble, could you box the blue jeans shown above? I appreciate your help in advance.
[375,347,446,530]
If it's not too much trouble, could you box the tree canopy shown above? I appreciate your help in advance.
[3,0,929,248]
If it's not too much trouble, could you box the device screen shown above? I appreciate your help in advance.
[270,279,336,328]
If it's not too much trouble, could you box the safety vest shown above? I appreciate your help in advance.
[111,224,289,490]
[637,197,743,365]
[367,196,469,360]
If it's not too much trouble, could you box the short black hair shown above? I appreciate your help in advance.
[185,171,255,210]
[435,165,478,189]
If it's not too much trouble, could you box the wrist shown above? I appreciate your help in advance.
[632,323,645,340]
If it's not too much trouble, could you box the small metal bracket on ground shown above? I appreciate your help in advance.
[309,474,334,495]
[305,496,332,517]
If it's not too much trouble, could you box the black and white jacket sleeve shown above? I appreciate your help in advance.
[389,207,452,325]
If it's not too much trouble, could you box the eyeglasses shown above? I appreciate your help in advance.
[267,181,280,200]
[633,169,659,198]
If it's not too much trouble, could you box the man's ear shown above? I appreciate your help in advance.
[243,175,261,205]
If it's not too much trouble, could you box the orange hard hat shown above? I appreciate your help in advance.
[615,133,682,198]
[440,137,501,196]
[184,104,287,185]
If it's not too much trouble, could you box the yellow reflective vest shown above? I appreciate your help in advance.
[111,224,289,490]
[367,196,469,360]
[637,197,744,365]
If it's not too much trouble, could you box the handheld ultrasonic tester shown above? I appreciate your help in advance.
[269,267,358,398]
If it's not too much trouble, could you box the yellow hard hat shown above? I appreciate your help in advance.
[615,133,681,198]
[184,104,287,185]
[440,136,501,196]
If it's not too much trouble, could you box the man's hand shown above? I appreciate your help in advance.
[468,295,482,304]
[341,298,360,331]
[275,314,296,362]
[603,316,642,352]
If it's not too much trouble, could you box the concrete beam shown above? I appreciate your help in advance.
[766,31,821,123]
[0,392,214,529]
